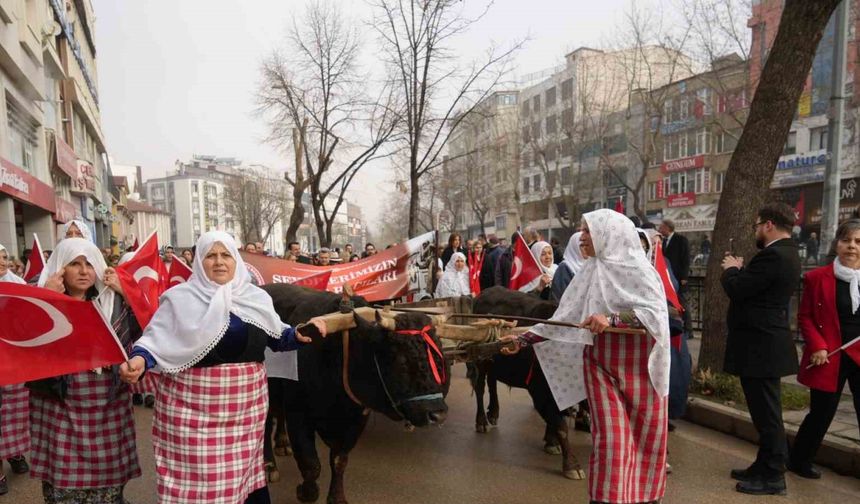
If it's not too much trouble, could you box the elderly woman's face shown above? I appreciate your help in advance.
[202,242,237,285]
[580,223,596,257]
[454,257,466,271]
[63,255,96,295]
[66,223,84,239]
[540,246,554,267]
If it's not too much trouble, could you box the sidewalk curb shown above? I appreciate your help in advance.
[684,397,860,478]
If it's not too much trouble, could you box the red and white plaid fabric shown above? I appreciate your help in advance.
[129,371,160,395]
[583,331,668,503]
[153,362,268,503]
[0,384,30,458]
[29,371,141,489]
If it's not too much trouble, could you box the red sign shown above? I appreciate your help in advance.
[0,158,57,213]
[54,196,79,223]
[54,136,78,178]
[661,155,705,174]
[656,179,665,199]
[0,283,128,386]
[241,231,435,301]
[71,160,96,195]
[667,192,696,208]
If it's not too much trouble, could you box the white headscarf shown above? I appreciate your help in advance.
[134,231,287,373]
[562,232,585,276]
[37,237,115,321]
[0,243,25,284]
[530,241,558,277]
[834,257,860,313]
[530,209,671,409]
[435,252,471,297]
[61,219,93,242]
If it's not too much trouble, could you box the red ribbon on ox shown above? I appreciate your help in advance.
[0,283,128,386]
[395,325,446,385]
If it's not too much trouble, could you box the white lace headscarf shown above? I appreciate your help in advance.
[134,231,287,373]
[37,237,114,320]
[530,241,558,278]
[0,243,25,284]
[562,232,586,276]
[61,220,93,242]
[530,209,671,409]
[435,252,471,297]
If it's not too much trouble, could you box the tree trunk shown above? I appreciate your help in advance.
[408,170,420,237]
[285,126,307,246]
[698,0,840,372]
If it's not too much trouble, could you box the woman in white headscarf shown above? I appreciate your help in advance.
[30,237,142,503]
[60,219,93,242]
[528,240,558,300]
[505,209,671,504]
[550,232,586,302]
[0,243,28,496]
[435,252,471,298]
[119,231,326,504]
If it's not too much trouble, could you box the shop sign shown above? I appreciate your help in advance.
[662,204,717,232]
[0,158,56,212]
[661,155,704,174]
[54,136,78,178]
[72,160,96,195]
[667,192,696,208]
[771,151,827,188]
[660,117,696,135]
[54,196,79,223]
[775,178,860,227]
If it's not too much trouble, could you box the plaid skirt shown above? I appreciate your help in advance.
[129,371,160,396]
[29,371,141,489]
[153,363,268,504]
[0,384,30,458]
[583,332,668,504]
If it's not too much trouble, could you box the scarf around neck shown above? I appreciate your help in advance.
[834,257,860,314]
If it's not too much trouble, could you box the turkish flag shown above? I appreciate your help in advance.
[167,258,192,288]
[293,270,332,291]
[654,241,683,314]
[23,234,44,282]
[508,232,542,292]
[0,283,128,386]
[116,232,167,328]
[128,237,139,252]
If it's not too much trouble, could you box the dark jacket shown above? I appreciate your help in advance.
[721,238,801,378]
[550,262,574,303]
[494,247,513,287]
[663,233,691,282]
[481,245,503,291]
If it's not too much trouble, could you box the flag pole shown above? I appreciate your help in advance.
[805,334,860,369]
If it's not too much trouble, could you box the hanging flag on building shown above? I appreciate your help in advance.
[508,232,542,292]
[23,234,44,282]
[116,231,166,328]
[0,283,128,386]
[167,258,192,288]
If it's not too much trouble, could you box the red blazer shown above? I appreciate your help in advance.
[797,265,843,392]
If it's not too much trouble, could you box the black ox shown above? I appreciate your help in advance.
[468,286,584,480]
[263,284,450,504]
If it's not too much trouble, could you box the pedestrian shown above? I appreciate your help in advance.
[789,219,860,480]
[805,232,820,265]
[119,231,326,504]
[0,243,29,496]
[522,226,540,248]
[316,247,332,266]
[182,248,194,265]
[245,242,258,254]
[440,233,467,269]
[529,240,557,299]
[255,242,264,254]
[506,209,671,504]
[435,251,470,298]
[285,252,298,262]
[469,241,485,295]
[60,220,92,241]
[701,234,712,263]
[494,233,517,287]
[350,254,360,262]
[660,219,691,332]
[288,241,312,264]
[550,232,585,303]
[721,202,801,495]
[550,237,563,264]
[362,243,377,258]
[163,245,175,270]
[33,237,142,503]
[480,235,502,291]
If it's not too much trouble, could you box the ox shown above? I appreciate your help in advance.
[468,286,585,480]
[263,284,450,504]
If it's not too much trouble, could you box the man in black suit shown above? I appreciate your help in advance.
[721,202,801,496]
[660,219,692,331]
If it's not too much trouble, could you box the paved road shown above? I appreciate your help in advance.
[3,365,859,503]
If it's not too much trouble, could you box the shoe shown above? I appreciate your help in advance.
[8,455,29,474]
[0,475,7,495]
[730,467,760,481]
[144,394,155,408]
[736,476,786,496]
[787,462,821,479]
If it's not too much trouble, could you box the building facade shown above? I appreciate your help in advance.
[126,198,171,250]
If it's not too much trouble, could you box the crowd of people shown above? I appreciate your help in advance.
[0,205,859,503]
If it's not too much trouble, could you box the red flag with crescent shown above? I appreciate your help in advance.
[0,283,128,386]
[116,232,167,328]
[23,234,44,282]
[654,241,683,313]
[167,257,192,288]
[508,232,542,292]
[292,270,332,291]
[128,236,140,252]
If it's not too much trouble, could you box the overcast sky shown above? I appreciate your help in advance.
[93,0,639,228]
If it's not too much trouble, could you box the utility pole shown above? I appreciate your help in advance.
[820,0,850,261]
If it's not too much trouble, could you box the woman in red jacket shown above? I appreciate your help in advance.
[791,219,860,479]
